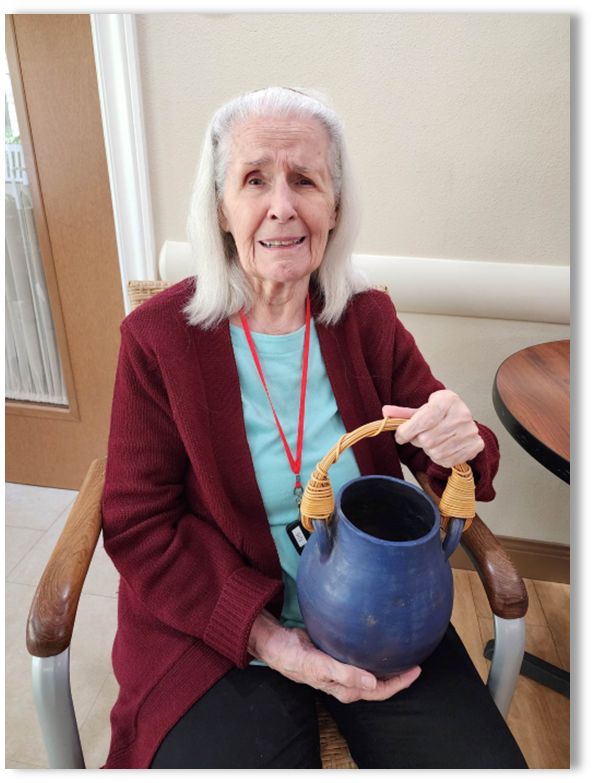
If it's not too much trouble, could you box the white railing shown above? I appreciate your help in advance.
[5,141,69,406]
[5,142,28,185]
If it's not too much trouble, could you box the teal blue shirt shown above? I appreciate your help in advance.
[230,319,360,663]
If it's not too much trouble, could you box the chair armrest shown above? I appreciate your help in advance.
[414,471,528,620]
[26,459,106,658]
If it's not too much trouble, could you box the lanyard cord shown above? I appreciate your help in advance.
[239,293,311,498]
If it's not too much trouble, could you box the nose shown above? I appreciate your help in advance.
[267,178,297,222]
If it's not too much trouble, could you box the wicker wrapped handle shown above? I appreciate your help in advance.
[300,417,476,533]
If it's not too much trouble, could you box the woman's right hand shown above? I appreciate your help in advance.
[248,610,421,703]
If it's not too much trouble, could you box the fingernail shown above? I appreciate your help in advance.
[362,676,376,690]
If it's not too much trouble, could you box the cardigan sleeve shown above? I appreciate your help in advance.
[102,322,283,668]
[389,307,500,502]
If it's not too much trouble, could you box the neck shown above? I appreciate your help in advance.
[232,278,310,335]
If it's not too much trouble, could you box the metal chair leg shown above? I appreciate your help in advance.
[485,615,525,719]
[31,648,85,769]
[485,639,570,698]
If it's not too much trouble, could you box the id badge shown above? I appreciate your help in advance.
[286,518,311,555]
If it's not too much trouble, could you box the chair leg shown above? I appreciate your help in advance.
[31,648,85,769]
[485,615,525,719]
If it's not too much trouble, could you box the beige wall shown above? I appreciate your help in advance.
[398,313,570,545]
[135,13,570,545]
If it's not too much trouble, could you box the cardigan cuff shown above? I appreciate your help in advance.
[203,566,284,668]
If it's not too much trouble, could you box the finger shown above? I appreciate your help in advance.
[382,404,417,420]
[443,431,484,462]
[395,404,447,445]
[430,451,466,469]
[382,403,426,447]
[452,436,485,464]
[362,666,422,701]
[314,651,376,690]
[407,414,475,451]
[407,425,458,452]
[430,437,485,468]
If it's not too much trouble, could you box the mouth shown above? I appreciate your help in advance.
[259,236,306,249]
[259,237,306,250]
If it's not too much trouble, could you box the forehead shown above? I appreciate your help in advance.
[228,115,331,172]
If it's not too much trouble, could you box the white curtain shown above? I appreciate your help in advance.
[5,153,68,406]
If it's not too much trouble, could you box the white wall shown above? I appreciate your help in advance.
[135,13,570,545]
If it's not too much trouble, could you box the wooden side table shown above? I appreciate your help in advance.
[486,340,570,697]
[493,340,570,483]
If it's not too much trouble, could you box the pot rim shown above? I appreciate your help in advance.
[333,474,441,547]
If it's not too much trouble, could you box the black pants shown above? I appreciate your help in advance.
[150,624,527,769]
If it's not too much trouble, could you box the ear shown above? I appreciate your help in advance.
[218,204,230,233]
[329,202,339,230]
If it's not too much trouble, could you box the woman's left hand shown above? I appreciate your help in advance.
[382,390,485,468]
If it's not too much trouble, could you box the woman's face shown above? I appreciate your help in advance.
[218,115,338,289]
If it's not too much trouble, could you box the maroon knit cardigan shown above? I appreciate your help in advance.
[101,279,499,769]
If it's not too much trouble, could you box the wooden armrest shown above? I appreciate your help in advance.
[414,471,528,620]
[26,458,106,658]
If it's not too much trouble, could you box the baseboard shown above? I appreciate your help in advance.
[451,535,570,584]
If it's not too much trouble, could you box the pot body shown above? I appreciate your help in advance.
[297,475,462,677]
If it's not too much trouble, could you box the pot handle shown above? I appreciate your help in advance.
[300,416,476,534]
[442,518,465,561]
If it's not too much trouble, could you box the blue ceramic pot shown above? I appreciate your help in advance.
[296,475,464,678]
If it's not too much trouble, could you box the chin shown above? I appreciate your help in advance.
[264,262,313,284]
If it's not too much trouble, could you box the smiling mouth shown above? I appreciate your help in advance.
[259,237,306,248]
[259,237,306,250]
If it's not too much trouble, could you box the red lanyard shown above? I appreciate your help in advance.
[239,293,311,502]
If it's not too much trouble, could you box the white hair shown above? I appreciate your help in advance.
[183,86,369,328]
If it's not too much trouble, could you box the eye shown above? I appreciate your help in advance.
[298,178,314,186]
[248,177,314,185]
[247,177,263,186]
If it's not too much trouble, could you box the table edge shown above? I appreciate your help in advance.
[492,377,570,484]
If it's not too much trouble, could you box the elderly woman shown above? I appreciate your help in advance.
[102,87,526,769]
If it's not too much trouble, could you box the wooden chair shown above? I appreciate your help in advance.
[26,281,528,769]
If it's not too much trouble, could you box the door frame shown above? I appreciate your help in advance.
[5,14,80,422]
[90,12,157,312]
[6,12,157,419]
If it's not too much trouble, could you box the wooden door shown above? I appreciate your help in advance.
[5,15,125,490]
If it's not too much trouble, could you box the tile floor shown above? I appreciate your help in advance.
[5,483,119,769]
